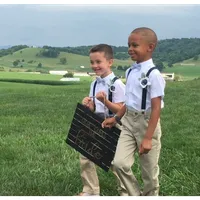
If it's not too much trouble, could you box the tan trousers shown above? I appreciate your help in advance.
[80,155,127,195]
[112,108,162,196]
[79,123,127,196]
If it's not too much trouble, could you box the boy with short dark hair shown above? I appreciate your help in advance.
[102,27,166,196]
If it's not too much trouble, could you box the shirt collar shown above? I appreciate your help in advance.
[96,72,115,85]
[130,59,154,71]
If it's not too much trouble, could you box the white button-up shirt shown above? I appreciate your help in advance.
[89,72,125,115]
[125,59,166,112]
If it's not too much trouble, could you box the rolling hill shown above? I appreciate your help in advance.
[0,45,200,80]
[163,55,200,80]
[0,47,132,76]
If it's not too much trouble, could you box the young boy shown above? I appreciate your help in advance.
[79,44,127,196]
[102,27,166,196]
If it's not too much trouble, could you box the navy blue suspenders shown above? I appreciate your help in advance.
[93,77,119,116]
[127,67,157,112]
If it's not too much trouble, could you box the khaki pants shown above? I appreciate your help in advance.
[80,155,127,195]
[112,108,162,196]
[79,123,127,196]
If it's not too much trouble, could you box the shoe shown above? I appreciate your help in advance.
[78,192,99,196]
[120,192,128,196]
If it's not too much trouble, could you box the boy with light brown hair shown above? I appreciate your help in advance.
[79,44,127,196]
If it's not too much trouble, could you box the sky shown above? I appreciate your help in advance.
[0,3,200,47]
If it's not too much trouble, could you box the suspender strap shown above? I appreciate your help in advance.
[146,67,157,77]
[108,76,119,115]
[141,87,148,111]
[93,77,118,115]
[141,67,157,111]
[127,68,132,79]
[93,80,97,112]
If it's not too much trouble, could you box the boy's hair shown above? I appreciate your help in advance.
[131,27,158,48]
[89,44,113,60]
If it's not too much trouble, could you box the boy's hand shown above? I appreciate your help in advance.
[139,96,161,155]
[102,117,116,128]
[82,97,94,111]
[96,91,106,103]
[139,137,152,155]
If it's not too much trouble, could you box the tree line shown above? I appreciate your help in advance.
[0,45,28,57]
[41,38,200,64]
[1,38,200,71]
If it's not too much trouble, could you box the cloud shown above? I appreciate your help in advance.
[20,4,198,16]
[0,4,199,46]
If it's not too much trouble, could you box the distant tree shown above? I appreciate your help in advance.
[20,51,23,54]
[22,59,25,62]
[123,66,130,71]
[117,65,123,70]
[0,45,28,57]
[193,55,199,61]
[60,57,67,64]
[38,63,42,68]
[37,48,60,58]
[168,62,173,68]
[115,52,129,60]
[63,72,74,78]
[155,60,164,72]
[36,69,48,74]
[26,69,32,72]
[13,60,19,67]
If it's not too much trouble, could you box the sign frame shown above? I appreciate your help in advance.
[66,103,121,172]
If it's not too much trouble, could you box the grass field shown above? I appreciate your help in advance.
[0,71,93,82]
[163,65,200,80]
[0,78,200,196]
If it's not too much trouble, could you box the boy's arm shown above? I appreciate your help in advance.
[145,96,161,139]
[96,91,123,114]
[139,96,161,155]
[102,104,126,128]
[96,80,126,114]
[84,81,95,112]
[104,99,123,114]
[115,104,127,118]
[82,97,95,112]
[139,69,165,155]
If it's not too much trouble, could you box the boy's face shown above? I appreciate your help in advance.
[89,52,113,78]
[128,33,155,63]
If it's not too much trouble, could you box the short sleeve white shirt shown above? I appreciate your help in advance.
[125,59,166,112]
[89,72,125,115]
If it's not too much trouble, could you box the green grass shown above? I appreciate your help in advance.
[163,65,200,80]
[0,81,90,196]
[0,71,63,81]
[176,55,200,65]
[0,79,200,196]
[0,71,94,86]
[0,71,93,82]
[160,80,200,195]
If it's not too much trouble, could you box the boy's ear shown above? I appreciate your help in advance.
[108,59,114,66]
[148,42,156,52]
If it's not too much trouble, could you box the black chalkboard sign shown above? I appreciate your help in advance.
[66,103,121,172]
